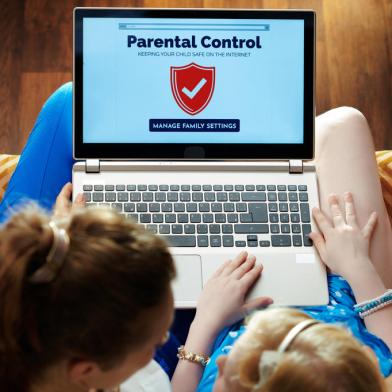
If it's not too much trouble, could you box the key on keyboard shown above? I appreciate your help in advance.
[85,184,312,248]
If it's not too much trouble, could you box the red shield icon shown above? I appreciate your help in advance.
[170,63,215,115]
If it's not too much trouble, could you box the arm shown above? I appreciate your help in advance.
[386,374,392,392]
[171,252,273,392]
[309,192,392,350]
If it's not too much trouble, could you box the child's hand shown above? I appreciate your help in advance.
[309,192,377,279]
[193,251,273,334]
[53,182,85,217]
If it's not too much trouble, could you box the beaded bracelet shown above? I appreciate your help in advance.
[177,345,210,367]
[354,289,392,318]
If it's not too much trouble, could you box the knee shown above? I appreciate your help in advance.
[316,106,370,145]
[324,106,366,124]
[37,82,72,123]
[48,82,72,107]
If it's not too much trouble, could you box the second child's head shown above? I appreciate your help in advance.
[214,308,386,392]
[0,206,175,391]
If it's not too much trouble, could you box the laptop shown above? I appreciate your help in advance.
[72,8,328,307]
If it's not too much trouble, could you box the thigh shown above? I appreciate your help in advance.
[314,107,392,286]
[0,83,74,222]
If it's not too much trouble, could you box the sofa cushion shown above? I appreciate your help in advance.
[376,151,392,220]
[0,154,20,201]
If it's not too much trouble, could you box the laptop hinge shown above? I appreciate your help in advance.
[289,160,303,174]
[85,159,100,173]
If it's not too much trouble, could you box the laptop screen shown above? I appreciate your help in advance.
[74,9,315,159]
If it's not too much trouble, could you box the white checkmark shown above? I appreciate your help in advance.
[182,78,207,99]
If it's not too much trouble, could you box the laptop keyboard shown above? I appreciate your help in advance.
[82,184,312,248]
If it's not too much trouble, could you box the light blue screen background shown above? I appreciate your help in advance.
[83,17,305,144]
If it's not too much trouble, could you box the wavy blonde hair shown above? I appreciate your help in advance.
[231,308,386,392]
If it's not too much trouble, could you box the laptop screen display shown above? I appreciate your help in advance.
[82,17,304,145]
[74,9,314,159]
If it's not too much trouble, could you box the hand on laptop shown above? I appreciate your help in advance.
[193,251,273,335]
[53,182,85,218]
[309,192,378,280]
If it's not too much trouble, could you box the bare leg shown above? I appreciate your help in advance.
[314,107,392,287]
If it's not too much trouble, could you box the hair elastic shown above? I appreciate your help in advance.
[29,220,70,283]
[253,319,320,390]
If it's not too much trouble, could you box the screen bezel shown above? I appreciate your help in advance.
[74,8,315,160]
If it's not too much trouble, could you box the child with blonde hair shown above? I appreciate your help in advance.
[170,108,392,391]
[213,307,386,391]
[208,197,392,392]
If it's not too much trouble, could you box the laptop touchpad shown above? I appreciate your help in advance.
[172,255,202,304]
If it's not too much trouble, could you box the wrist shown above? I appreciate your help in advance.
[339,256,375,281]
[344,261,387,304]
[190,316,222,341]
[192,312,223,337]
[182,318,221,357]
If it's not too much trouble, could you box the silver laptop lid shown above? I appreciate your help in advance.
[74,8,315,161]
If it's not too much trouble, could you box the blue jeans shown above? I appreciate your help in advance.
[0,82,193,377]
[0,82,74,222]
